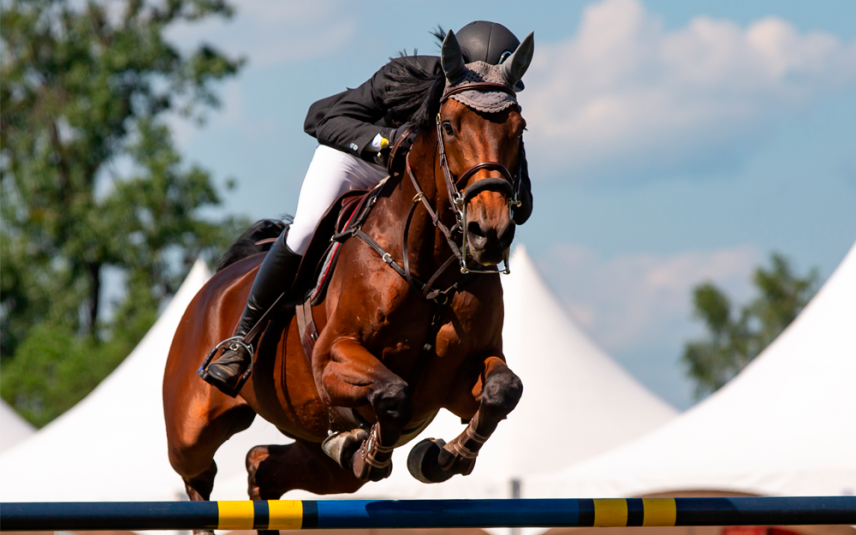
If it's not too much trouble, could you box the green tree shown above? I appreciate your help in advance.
[682,253,818,399]
[1,0,246,425]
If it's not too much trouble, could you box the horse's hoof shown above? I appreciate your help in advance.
[321,428,369,469]
[407,438,454,484]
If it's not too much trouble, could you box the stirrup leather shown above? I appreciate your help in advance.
[197,336,255,397]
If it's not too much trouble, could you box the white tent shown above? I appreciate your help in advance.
[0,399,35,453]
[524,241,856,501]
[0,260,288,502]
[215,245,677,500]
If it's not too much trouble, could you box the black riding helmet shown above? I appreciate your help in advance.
[455,20,525,90]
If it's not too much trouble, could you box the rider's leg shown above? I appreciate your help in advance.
[202,145,387,396]
[202,230,302,394]
[286,145,387,254]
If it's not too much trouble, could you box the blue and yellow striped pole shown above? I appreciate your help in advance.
[2,497,855,531]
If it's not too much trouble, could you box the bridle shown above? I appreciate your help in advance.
[429,81,524,274]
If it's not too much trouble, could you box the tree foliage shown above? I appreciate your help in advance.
[1,0,246,425]
[682,253,818,399]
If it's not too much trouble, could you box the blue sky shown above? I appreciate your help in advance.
[165,0,856,409]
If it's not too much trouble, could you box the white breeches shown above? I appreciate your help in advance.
[286,144,388,255]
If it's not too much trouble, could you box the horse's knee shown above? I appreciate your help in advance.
[368,379,412,428]
[481,367,523,418]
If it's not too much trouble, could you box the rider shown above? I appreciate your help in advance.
[202,21,534,396]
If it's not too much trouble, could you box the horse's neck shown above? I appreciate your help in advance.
[379,135,459,284]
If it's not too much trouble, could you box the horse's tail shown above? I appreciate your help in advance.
[216,219,289,272]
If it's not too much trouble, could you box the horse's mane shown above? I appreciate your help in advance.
[383,27,447,130]
[216,219,289,272]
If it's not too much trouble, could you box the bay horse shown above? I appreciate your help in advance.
[163,30,534,507]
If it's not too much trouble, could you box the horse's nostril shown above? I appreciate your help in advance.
[467,221,486,238]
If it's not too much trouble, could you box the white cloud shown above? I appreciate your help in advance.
[165,0,356,68]
[537,244,762,354]
[519,0,856,183]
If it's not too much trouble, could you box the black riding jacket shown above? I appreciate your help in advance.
[304,56,442,160]
[303,55,533,224]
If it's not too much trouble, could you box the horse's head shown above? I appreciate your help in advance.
[439,101,526,266]
[437,30,533,268]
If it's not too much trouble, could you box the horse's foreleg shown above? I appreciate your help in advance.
[417,355,522,481]
[316,338,412,481]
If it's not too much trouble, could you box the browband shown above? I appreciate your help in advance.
[440,82,517,104]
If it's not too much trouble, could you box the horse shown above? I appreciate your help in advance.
[163,30,534,510]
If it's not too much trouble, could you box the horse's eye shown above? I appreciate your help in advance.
[442,122,455,136]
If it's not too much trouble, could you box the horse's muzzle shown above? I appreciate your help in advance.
[466,217,515,266]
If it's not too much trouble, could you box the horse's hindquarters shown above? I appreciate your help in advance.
[162,255,327,498]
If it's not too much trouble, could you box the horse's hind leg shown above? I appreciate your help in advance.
[246,438,365,500]
[166,400,255,534]
[165,373,257,489]
[183,461,218,501]
[248,441,364,535]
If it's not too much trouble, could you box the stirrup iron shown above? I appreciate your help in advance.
[197,336,255,397]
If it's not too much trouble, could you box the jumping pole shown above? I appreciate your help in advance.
[2,497,855,531]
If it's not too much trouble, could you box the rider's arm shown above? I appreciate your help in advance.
[312,56,441,162]
[313,65,396,160]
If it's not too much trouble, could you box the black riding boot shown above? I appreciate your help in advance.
[201,230,302,396]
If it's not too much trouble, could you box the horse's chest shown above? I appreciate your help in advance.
[364,287,497,376]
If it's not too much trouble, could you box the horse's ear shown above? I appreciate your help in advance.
[501,31,534,89]
[442,29,466,85]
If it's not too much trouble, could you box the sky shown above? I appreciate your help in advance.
[164,0,856,410]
